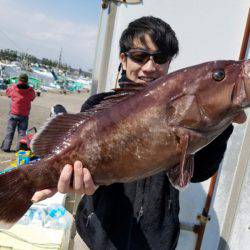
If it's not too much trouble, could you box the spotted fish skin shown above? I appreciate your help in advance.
[0,59,249,225]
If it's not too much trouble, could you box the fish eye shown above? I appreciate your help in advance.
[213,69,225,81]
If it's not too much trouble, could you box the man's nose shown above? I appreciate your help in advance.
[142,56,156,72]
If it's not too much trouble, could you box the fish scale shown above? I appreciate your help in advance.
[0,59,249,226]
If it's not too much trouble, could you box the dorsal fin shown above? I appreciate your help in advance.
[31,113,91,157]
[31,82,147,157]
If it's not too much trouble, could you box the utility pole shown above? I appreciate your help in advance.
[58,47,63,68]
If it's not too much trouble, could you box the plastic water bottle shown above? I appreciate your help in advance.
[18,209,33,225]
[44,204,71,229]
[18,206,46,227]
[18,204,72,229]
[30,206,46,227]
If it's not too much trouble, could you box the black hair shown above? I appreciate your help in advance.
[50,104,67,117]
[119,16,179,59]
[19,73,28,83]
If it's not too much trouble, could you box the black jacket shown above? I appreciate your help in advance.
[75,91,233,250]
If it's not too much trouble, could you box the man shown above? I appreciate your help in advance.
[1,73,36,152]
[32,16,246,249]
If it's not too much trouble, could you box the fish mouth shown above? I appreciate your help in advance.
[243,60,250,100]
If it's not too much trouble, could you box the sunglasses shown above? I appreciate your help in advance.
[125,49,170,65]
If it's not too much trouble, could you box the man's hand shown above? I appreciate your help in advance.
[31,161,98,203]
[233,111,247,124]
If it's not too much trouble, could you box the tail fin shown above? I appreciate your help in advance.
[0,167,35,228]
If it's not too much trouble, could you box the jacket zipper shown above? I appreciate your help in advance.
[137,206,144,222]
[86,212,94,228]
[136,179,147,222]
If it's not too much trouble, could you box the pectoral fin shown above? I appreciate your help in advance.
[166,134,194,190]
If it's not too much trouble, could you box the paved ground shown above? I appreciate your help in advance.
[0,90,89,171]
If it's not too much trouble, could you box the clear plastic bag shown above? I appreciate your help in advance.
[44,204,72,229]
[18,204,72,229]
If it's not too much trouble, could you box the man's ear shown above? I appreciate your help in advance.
[120,53,127,71]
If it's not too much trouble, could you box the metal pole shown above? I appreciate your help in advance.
[90,1,117,95]
[218,8,250,249]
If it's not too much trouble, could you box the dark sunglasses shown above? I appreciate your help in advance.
[125,49,169,65]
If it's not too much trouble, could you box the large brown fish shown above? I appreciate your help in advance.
[0,59,250,226]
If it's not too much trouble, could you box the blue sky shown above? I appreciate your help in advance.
[0,0,101,70]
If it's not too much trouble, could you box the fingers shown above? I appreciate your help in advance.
[73,161,98,195]
[31,161,97,203]
[31,188,57,203]
[57,161,98,195]
[73,161,84,194]
[57,164,73,194]
[83,168,98,195]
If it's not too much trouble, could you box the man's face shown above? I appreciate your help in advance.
[120,34,171,84]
